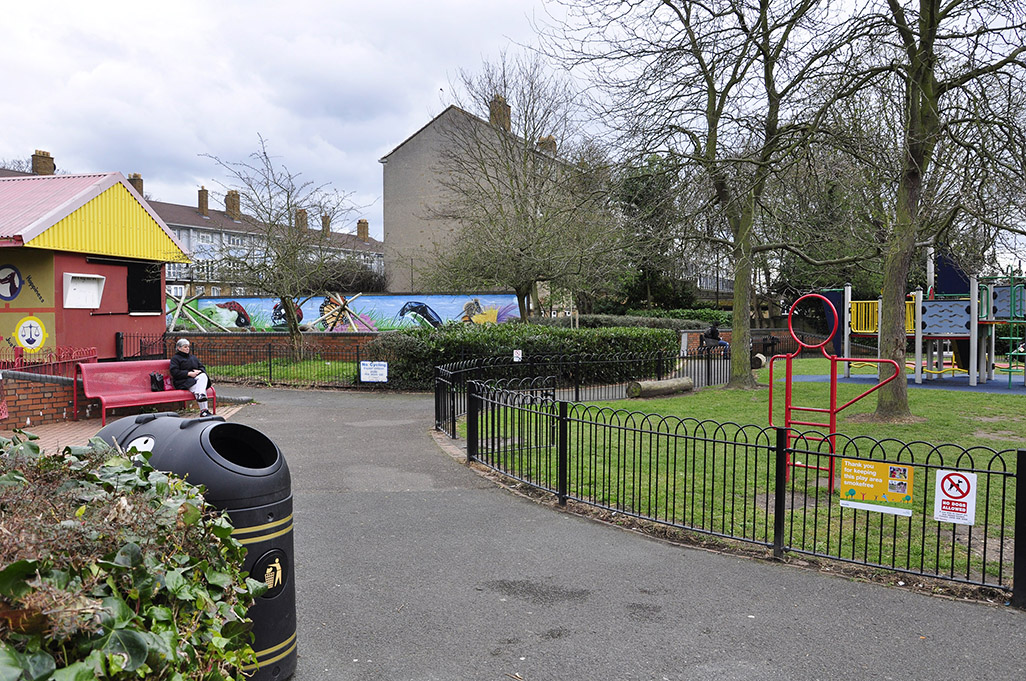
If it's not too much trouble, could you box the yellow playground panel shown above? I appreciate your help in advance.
[849,300,916,334]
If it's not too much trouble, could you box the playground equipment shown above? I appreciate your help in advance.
[769,294,900,493]
[841,272,1026,387]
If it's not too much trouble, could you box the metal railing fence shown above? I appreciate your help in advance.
[0,346,97,378]
[465,381,1024,606]
[436,349,731,437]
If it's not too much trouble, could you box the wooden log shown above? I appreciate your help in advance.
[626,376,695,399]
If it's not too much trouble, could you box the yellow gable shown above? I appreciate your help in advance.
[24,181,189,263]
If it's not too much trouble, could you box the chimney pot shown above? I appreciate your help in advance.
[198,186,209,216]
[296,209,308,229]
[127,173,144,195]
[225,190,240,220]
[537,136,557,155]
[357,219,369,242]
[31,150,55,175]
[321,214,331,230]
[489,95,511,132]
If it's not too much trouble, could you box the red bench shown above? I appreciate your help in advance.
[75,359,216,426]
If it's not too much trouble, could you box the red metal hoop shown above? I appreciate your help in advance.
[787,293,838,352]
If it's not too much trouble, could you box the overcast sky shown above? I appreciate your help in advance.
[1,0,558,240]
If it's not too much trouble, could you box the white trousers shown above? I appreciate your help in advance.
[192,372,209,404]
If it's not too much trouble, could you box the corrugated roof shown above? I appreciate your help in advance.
[0,173,188,262]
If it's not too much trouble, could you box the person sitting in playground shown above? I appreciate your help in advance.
[704,322,730,347]
[170,338,212,417]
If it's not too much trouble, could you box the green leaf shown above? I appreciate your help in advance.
[178,502,202,526]
[163,569,192,600]
[50,661,96,681]
[203,566,233,589]
[101,629,149,673]
[0,470,27,487]
[99,596,134,628]
[113,543,143,569]
[0,645,23,681]
[0,560,37,599]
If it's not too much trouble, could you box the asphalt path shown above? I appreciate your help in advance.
[225,387,1025,681]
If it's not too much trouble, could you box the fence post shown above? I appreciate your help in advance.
[773,427,788,559]
[656,352,664,381]
[705,347,712,387]
[574,355,581,402]
[557,400,568,507]
[267,344,273,383]
[1013,449,1026,609]
[466,381,479,464]
[114,332,124,361]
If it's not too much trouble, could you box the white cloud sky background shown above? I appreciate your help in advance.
[1,0,557,240]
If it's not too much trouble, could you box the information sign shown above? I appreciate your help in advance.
[359,361,388,383]
[933,470,977,525]
[840,459,914,516]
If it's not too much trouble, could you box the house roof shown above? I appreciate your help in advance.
[0,173,188,262]
[150,200,384,254]
[378,105,482,163]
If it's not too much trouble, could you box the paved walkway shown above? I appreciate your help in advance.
[12,388,1026,680]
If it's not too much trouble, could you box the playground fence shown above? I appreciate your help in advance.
[461,381,1023,607]
[435,349,731,438]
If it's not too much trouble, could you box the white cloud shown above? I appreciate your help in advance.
[0,0,554,239]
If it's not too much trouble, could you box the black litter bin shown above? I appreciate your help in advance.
[96,412,296,680]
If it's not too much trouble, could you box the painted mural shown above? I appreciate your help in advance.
[1,250,56,354]
[168,293,520,332]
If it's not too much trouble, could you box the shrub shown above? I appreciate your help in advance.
[0,432,262,680]
[626,308,733,326]
[365,323,679,389]
[534,314,707,331]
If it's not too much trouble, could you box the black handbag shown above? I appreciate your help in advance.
[149,372,166,392]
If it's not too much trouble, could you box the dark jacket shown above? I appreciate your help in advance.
[169,351,206,390]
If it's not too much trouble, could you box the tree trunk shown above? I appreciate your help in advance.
[728,213,756,388]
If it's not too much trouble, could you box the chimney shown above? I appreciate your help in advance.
[296,209,308,229]
[489,95,511,132]
[31,150,55,175]
[127,173,144,195]
[537,136,557,155]
[357,219,369,242]
[198,186,209,216]
[225,190,240,220]
[321,214,331,230]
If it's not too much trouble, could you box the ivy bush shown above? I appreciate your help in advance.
[0,432,262,680]
[533,314,707,331]
[366,323,679,390]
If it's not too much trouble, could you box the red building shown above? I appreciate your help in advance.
[0,167,188,359]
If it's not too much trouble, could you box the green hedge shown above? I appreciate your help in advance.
[533,314,707,331]
[365,324,679,390]
[0,433,260,680]
[626,308,733,325]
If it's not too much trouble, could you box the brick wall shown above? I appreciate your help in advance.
[0,371,201,431]
[167,332,378,365]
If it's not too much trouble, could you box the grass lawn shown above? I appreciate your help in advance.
[470,358,1020,585]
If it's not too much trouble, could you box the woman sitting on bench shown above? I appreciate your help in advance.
[170,338,212,417]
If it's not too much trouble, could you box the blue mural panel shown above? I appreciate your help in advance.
[169,293,520,332]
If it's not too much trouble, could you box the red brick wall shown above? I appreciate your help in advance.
[167,332,377,365]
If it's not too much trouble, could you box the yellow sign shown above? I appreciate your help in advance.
[13,316,49,354]
[840,459,914,516]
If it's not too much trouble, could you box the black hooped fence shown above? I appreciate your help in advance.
[439,373,1023,608]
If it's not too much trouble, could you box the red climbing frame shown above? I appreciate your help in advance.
[768,294,900,493]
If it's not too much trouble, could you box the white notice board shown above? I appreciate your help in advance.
[359,361,389,383]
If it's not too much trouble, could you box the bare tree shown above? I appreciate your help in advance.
[546,0,881,386]
[422,53,626,320]
[204,136,357,343]
[866,0,1026,418]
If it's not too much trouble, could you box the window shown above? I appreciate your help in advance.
[211,286,221,297]
[126,263,162,313]
[165,263,186,279]
[227,234,245,246]
[167,284,185,299]
[196,231,215,244]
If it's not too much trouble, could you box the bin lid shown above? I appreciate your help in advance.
[95,413,291,508]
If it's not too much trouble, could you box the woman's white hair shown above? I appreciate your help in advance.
[176,338,191,350]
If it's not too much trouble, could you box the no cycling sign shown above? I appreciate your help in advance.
[933,470,977,525]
